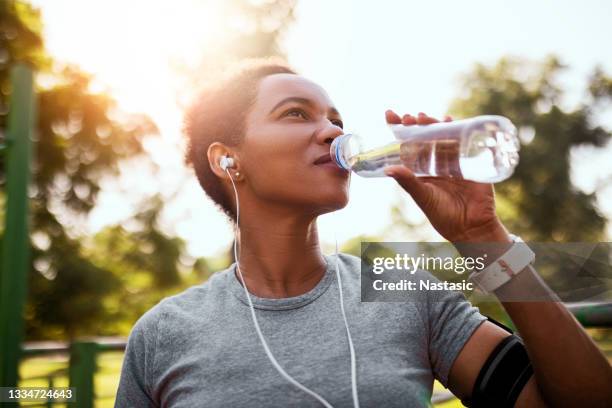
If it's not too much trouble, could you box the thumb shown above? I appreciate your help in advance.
[384,165,433,207]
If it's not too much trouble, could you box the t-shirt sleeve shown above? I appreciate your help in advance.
[419,271,487,388]
[115,307,161,408]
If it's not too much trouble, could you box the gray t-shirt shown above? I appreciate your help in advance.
[115,253,486,407]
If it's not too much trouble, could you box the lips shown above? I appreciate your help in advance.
[313,153,332,165]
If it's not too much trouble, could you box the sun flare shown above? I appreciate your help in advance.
[37,0,234,119]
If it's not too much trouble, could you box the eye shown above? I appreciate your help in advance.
[331,119,344,129]
[282,108,308,120]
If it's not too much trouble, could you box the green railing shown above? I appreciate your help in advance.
[565,301,612,327]
[20,338,127,407]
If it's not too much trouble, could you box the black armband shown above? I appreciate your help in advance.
[462,318,533,408]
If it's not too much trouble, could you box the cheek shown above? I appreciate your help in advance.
[241,126,349,207]
[241,132,310,193]
[248,160,349,210]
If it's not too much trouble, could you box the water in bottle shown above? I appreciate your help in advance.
[330,115,520,183]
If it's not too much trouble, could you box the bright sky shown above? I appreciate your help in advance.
[30,0,612,257]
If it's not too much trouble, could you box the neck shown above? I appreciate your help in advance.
[233,201,327,299]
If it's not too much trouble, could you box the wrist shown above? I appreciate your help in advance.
[454,218,511,244]
[453,220,513,266]
[468,235,538,295]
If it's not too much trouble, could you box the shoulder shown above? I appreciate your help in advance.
[325,252,362,285]
[130,267,233,337]
[334,252,362,273]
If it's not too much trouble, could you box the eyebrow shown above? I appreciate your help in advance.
[269,96,340,116]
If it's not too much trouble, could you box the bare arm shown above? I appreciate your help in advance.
[449,224,612,407]
[385,111,612,406]
[496,267,612,406]
[447,321,549,407]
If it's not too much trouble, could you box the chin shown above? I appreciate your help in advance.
[316,190,349,214]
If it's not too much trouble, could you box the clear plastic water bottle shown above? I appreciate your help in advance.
[330,115,520,183]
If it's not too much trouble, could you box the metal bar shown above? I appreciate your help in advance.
[46,375,54,408]
[565,301,612,327]
[21,341,71,357]
[0,64,36,391]
[68,341,97,408]
[95,342,127,352]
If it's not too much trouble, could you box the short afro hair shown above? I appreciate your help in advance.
[183,58,297,221]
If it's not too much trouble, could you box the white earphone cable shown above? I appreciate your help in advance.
[334,233,360,408]
[226,168,335,408]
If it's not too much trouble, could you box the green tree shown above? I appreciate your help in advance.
[448,56,612,242]
[174,0,296,96]
[388,56,612,321]
[227,0,296,59]
[0,0,298,339]
[449,56,612,310]
[0,1,158,339]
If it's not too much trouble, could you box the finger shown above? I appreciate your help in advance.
[443,115,453,122]
[417,112,440,125]
[402,114,417,125]
[384,165,433,208]
[385,109,402,124]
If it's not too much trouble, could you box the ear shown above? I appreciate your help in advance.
[208,142,241,180]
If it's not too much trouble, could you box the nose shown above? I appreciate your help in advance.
[316,122,344,145]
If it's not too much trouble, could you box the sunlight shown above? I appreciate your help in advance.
[35,0,233,119]
[30,0,612,257]
[31,0,247,256]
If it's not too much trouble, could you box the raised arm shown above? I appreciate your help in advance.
[384,110,612,407]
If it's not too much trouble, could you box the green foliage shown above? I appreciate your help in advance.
[26,241,122,339]
[386,56,612,320]
[0,0,297,340]
[173,0,296,95]
[225,0,296,59]
[340,234,384,257]
[83,223,186,336]
[0,0,158,339]
[447,56,612,315]
[589,67,612,103]
[449,56,612,241]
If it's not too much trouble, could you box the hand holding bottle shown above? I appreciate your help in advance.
[384,111,511,244]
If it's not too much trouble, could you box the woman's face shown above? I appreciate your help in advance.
[237,73,350,216]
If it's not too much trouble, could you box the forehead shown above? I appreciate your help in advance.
[255,73,337,112]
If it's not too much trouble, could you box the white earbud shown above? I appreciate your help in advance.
[219,155,235,170]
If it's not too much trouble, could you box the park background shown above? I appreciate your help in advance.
[1,0,612,406]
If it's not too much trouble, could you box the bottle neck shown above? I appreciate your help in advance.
[330,133,354,170]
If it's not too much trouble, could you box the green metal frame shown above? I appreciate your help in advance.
[68,341,97,408]
[0,64,36,390]
[20,339,126,406]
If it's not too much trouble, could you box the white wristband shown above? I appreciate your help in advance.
[468,235,535,294]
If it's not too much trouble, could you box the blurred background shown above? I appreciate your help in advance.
[1,0,611,406]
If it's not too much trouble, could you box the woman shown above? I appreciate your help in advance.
[115,59,611,407]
